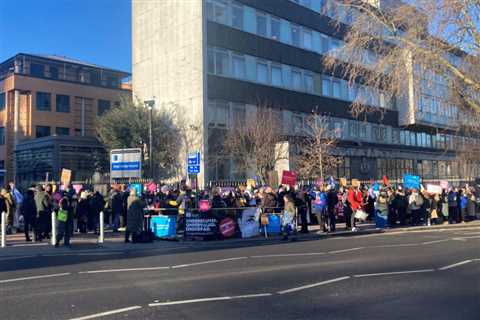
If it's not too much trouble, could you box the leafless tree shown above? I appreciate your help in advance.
[455,139,480,180]
[323,0,480,124]
[224,105,287,185]
[295,113,341,180]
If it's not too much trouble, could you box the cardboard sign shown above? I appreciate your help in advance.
[440,180,449,190]
[281,170,297,187]
[246,179,256,188]
[60,169,72,186]
[351,179,360,187]
[403,174,420,190]
[339,178,347,187]
[426,184,442,194]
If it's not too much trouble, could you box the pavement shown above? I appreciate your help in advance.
[1,222,479,320]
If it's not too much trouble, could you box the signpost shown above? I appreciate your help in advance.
[110,148,142,179]
[187,152,201,175]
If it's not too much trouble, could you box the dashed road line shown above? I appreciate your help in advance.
[327,247,364,254]
[68,306,142,320]
[277,276,351,295]
[79,266,170,274]
[250,252,326,258]
[171,257,247,269]
[149,293,272,307]
[438,260,472,271]
[0,272,71,284]
[353,269,435,278]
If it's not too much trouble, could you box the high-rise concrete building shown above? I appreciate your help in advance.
[132,0,479,185]
[0,53,130,185]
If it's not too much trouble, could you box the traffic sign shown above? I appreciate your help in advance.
[188,152,200,166]
[188,165,200,174]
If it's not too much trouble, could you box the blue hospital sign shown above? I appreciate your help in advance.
[110,148,142,179]
[187,152,201,174]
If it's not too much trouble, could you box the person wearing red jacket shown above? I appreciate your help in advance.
[347,185,363,231]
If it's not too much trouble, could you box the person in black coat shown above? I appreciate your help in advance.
[327,187,339,232]
[21,190,37,242]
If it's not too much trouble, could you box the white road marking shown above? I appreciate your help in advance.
[372,243,422,248]
[79,266,170,274]
[10,243,48,247]
[0,272,71,284]
[149,296,232,307]
[68,306,142,320]
[171,257,247,269]
[438,260,472,271]
[277,276,351,295]
[328,247,364,254]
[451,237,467,241]
[148,293,272,307]
[353,269,435,278]
[421,239,450,245]
[250,252,326,258]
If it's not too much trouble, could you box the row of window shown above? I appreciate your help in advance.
[35,91,112,115]
[207,99,478,151]
[207,46,394,109]
[25,62,121,88]
[35,126,78,138]
[0,92,5,111]
[206,0,376,67]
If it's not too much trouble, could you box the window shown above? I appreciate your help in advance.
[332,80,341,98]
[212,0,228,24]
[0,127,4,145]
[207,48,215,73]
[304,73,314,93]
[256,12,267,36]
[270,17,281,40]
[271,64,283,86]
[257,61,268,83]
[231,2,243,29]
[303,29,313,49]
[0,92,5,111]
[292,70,302,90]
[55,127,69,136]
[215,49,229,75]
[291,24,301,46]
[56,94,70,112]
[36,92,51,111]
[30,63,44,77]
[49,66,59,79]
[97,99,111,116]
[36,126,51,138]
[232,54,246,79]
[322,78,331,96]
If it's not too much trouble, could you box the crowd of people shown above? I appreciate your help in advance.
[0,179,478,246]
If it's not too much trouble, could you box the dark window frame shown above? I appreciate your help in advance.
[97,99,111,116]
[0,92,5,111]
[0,127,5,145]
[36,126,51,138]
[56,94,70,113]
[55,127,70,136]
[36,92,51,111]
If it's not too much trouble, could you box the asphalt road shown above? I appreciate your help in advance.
[1,228,479,320]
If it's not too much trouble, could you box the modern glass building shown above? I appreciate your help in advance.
[132,0,479,185]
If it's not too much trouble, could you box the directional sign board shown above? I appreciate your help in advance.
[110,148,142,179]
[187,152,201,174]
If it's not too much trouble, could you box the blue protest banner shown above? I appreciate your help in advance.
[403,174,420,190]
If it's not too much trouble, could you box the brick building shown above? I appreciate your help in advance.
[0,53,130,185]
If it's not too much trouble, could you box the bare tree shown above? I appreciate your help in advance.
[323,0,480,122]
[295,113,341,180]
[455,139,480,180]
[224,106,287,185]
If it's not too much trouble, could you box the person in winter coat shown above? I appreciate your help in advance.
[430,193,441,225]
[110,188,123,232]
[21,190,37,242]
[459,189,468,223]
[76,192,90,233]
[281,194,296,241]
[447,189,458,224]
[311,187,327,232]
[466,189,476,221]
[125,189,145,243]
[408,189,423,226]
[1,187,15,234]
[327,187,339,232]
[295,190,309,234]
[34,185,52,241]
[347,185,363,231]
[55,196,73,247]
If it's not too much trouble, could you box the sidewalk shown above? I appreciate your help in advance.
[1,221,479,258]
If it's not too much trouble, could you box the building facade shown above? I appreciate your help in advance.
[0,53,130,185]
[132,0,480,185]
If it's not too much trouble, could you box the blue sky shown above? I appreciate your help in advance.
[0,0,132,72]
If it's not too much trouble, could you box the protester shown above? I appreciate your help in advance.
[1,186,15,234]
[347,185,363,232]
[125,189,144,243]
[281,194,296,241]
[55,196,73,247]
[20,189,37,242]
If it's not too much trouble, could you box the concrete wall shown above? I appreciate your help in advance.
[132,0,206,186]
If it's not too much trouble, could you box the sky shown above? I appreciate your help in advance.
[0,0,132,73]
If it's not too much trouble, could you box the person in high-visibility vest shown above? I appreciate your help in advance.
[55,196,72,247]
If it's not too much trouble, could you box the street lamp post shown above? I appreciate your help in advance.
[144,99,155,179]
